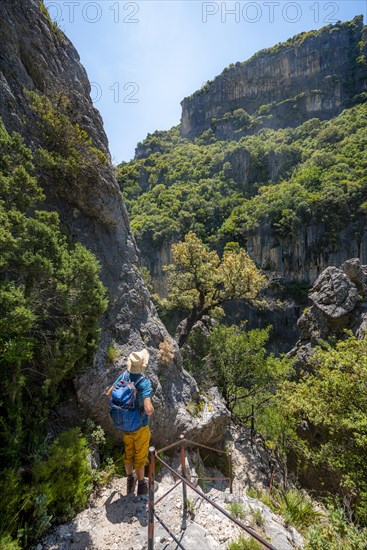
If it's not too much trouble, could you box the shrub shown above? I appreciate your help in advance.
[106,342,120,363]
[227,501,246,520]
[227,536,262,550]
[272,488,323,532]
[26,90,107,183]
[0,535,21,550]
[249,507,265,528]
[280,335,367,524]
[247,486,322,532]
[305,504,367,549]
[33,428,93,520]
[157,338,175,366]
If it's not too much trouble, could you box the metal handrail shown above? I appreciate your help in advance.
[147,434,278,550]
[154,511,186,549]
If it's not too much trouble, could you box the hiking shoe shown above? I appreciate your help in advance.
[137,478,149,496]
[127,474,136,495]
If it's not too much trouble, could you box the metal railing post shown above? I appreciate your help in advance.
[148,446,155,550]
[180,434,187,529]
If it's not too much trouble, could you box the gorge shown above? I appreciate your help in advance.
[1,2,367,549]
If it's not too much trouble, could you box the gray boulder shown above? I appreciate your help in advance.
[290,260,367,368]
[309,266,359,318]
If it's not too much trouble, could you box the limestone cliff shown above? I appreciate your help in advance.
[181,16,367,140]
[0,0,228,446]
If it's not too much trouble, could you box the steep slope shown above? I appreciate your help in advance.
[119,103,367,293]
[0,0,226,446]
[181,16,367,139]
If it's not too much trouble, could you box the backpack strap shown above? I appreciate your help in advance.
[121,369,130,382]
[120,370,145,383]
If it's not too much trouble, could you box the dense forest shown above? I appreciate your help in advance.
[118,102,367,257]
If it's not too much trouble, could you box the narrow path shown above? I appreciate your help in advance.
[38,474,303,550]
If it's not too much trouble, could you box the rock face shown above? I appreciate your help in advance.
[181,16,367,140]
[0,0,228,446]
[246,222,367,283]
[290,258,367,365]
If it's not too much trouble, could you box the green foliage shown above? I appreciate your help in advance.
[106,341,121,363]
[305,504,367,549]
[164,232,266,346]
[249,507,265,528]
[184,498,196,517]
[227,501,246,520]
[207,323,290,418]
[271,488,323,531]
[222,104,367,242]
[280,335,367,524]
[0,120,107,544]
[118,102,367,256]
[39,1,64,40]
[186,398,205,417]
[0,535,21,550]
[84,419,106,448]
[33,428,92,519]
[26,90,107,183]
[248,486,322,532]
[227,536,262,550]
[247,487,272,508]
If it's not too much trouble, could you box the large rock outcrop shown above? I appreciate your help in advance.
[0,0,228,446]
[181,16,367,140]
[290,258,367,366]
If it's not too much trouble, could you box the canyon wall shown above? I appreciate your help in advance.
[0,0,228,446]
[181,16,367,140]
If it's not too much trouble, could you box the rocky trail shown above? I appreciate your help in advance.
[37,430,303,550]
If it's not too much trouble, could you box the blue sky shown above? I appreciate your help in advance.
[46,1,366,163]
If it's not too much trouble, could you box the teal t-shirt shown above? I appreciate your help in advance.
[113,370,153,427]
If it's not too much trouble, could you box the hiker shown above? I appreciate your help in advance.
[106,348,154,496]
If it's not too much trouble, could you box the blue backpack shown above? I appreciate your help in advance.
[110,371,146,432]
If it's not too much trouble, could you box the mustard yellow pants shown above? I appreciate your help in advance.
[123,425,150,469]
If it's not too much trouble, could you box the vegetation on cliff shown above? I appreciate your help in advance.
[118,102,367,256]
[0,120,108,546]
[281,335,367,525]
[185,318,367,530]
[188,16,365,101]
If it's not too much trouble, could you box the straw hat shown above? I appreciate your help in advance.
[127,348,150,374]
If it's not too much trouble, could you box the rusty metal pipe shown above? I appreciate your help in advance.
[155,479,182,506]
[183,438,228,454]
[148,446,156,550]
[154,511,186,549]
[180,434,188,529]
[154,453,278,550]
[228,452,233,494]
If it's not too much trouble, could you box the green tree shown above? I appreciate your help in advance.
[0,119,108,465]
[281,334,367,524]
[207,323,290,420]
[164,232,266,347]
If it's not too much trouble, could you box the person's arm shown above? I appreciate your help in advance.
[143,397,154,416]
[105,385,114,399]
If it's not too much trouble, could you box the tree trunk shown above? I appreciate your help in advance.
[176,308,202,348]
